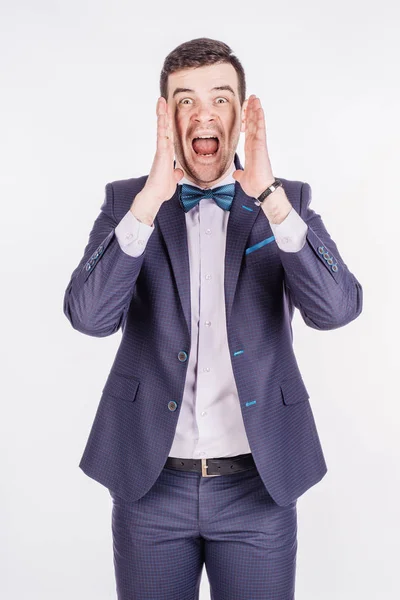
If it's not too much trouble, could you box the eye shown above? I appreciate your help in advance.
[179,98,193,105]
[216,97,228,104]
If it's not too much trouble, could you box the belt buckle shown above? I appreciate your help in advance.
[201,458,219,477]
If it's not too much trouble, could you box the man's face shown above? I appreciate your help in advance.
[167,63,246,187]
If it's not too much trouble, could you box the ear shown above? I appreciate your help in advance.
[240,98,249,133]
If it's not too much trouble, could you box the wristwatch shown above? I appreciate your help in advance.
[254,179,283,206]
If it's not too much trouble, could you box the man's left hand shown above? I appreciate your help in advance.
[233,94,292,224]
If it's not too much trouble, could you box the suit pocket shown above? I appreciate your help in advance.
[244,235,277,266]
[102,371,140,402]
[280,375,310,405]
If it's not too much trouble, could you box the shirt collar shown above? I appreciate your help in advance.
[179,160,236,189]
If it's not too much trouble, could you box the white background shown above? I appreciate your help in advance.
[1,0,399,598]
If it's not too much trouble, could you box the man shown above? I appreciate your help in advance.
[63,38,362,599]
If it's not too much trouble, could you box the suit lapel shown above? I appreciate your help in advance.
[156,152,261,336]
[156,187,191,336]
[224,176,260,325]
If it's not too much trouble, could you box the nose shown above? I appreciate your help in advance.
[193,103,216,124]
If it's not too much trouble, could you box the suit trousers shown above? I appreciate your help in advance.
[108,461,297,600]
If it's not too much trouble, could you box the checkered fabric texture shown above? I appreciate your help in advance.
[108,464,297,599]
[63,152,363,507]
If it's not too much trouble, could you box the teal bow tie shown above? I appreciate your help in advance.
[179,183,235,212]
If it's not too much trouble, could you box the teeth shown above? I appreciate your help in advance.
[194,135,218,139]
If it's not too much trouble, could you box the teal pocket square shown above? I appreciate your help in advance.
[245,235,276,255]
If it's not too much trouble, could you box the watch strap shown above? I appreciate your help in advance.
[254,179,283,206]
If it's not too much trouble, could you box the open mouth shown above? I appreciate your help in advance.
[191,135,220,157]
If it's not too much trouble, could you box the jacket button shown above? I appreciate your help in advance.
[332,264,338,272]
[318,246,325,254]
[323,252,330,260]
[168,401,178,411]
[327,258,333,265]
[178,351,188,362]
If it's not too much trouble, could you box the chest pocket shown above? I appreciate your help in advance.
[244,234,279,267]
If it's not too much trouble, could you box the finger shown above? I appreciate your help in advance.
[243,95,255,132]
[157,98,171,141]
[156,98,173,151]
[253,99,267,143]
[157,96,166,116]
[174,168,184,183]
[246,95,258,132]
[257,108,267,143]
[247,97,265,142]
[232,168,244,183]
[246,98,258,137]
[247,94,256,120]
[166,102,174,143]
[157,106,169,150]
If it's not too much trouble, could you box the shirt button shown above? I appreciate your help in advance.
[205,274,212,280]
[201,411,207,417]
[202,367,210,372]
[197,451,206,457]
[205,321,211,327]
[205,229,211,235]
[125,233,133,240]
[138,240,144,245]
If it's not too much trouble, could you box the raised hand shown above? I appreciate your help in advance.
[232,94,275,198]
[130,97,184,225]
[144,97,184,202]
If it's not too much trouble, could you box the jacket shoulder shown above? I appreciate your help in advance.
[277,177,306,210]
[107,174,149,221]
[109,174,149,195]
[278,176,305,189]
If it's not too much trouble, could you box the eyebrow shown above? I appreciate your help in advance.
[172,85,236,98]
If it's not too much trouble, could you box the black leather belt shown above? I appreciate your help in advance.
[164,453,256,477]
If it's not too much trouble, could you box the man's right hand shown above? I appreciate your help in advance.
[130,97,184,225]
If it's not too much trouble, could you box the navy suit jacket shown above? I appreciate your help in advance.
[63,152,363,506]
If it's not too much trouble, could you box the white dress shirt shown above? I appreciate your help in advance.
[114,162,308,458]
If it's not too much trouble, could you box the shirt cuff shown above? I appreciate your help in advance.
[269,207,308,252]
[115,210,155,257]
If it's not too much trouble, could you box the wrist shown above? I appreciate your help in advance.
[261,188,292,224]
[255,178,276,199]
[130,191,162,226]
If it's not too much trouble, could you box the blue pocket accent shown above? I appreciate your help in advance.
[245,235,275,255]
[245,400,257,407]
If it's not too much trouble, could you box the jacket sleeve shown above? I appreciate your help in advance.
[63,182,146,337]
[281,182,363,330]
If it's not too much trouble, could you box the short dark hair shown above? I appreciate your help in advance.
[160,38,246,106]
